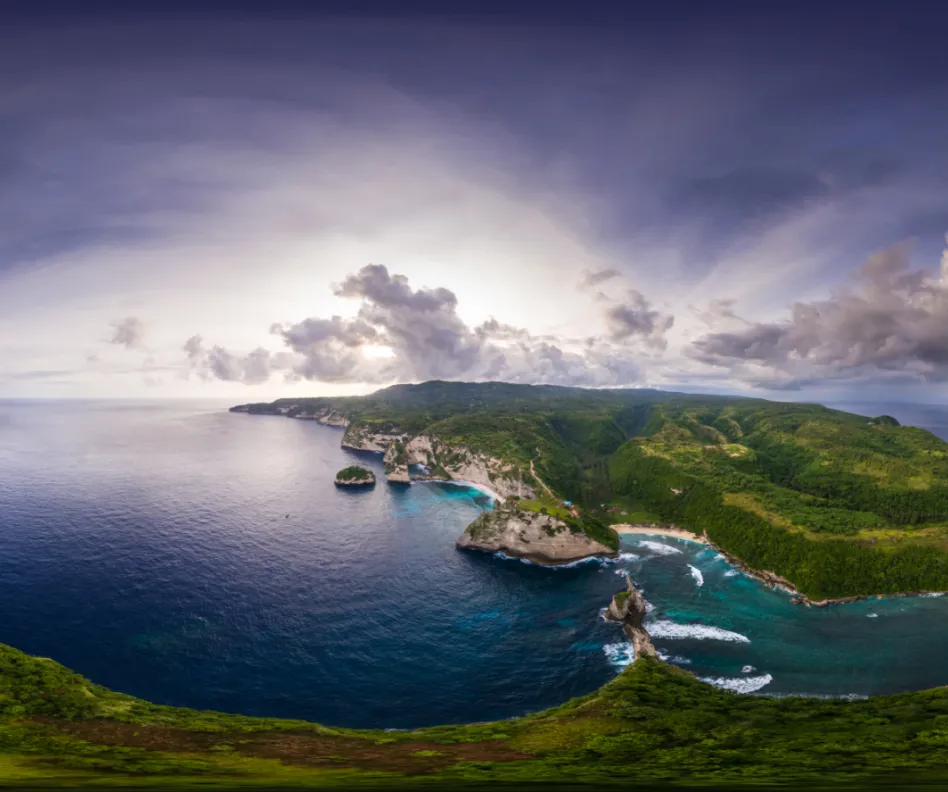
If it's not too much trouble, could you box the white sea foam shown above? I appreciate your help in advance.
[867,612,879,618]
[923,592,946,598]
[492,551,602,569]
[554,558,601,569]
[432,479,502,501]
[647,620,750,643]
[742,665,756,674]
[599,607,611,622]
[723,569,739,578]
[702,674,773,694]
[603,642,635,669]
[602,552,640,567]
[657,651,692,665]
[688,564,704,587]
[637,540,682,556]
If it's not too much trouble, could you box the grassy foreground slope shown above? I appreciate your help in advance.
[235,381,948,599]
[3,643,948,788]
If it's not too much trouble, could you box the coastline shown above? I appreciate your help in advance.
[234,409,948,607]
[612,523,708,545]
[421,477,505,503]
[612,523,948,607]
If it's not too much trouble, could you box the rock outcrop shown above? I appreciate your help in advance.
[341,424,406,453]
[317,409,349,427]
[334,466,376,487]
[404,435,534,500]
[605,575,657,659]
[383,443,411,484]
[456,503,618,566]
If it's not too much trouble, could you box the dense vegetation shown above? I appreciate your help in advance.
[334,465,375,483]
[234,381,948,599]
[3,642,948,788]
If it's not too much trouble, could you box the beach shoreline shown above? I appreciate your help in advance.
[612,523,707,545]
[421,478,505,503]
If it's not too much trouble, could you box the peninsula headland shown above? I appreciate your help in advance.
[231,380,948,599]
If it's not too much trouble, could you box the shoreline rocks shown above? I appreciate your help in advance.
[334,466,376,487]
[456,503,618,566]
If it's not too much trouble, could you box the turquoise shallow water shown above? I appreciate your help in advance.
[610,536,948,696]
[1,399,947,729]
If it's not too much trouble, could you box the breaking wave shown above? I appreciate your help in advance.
[491,551,601,569]
[637,540,682,556]
[688,564,704,586]
[701,674,773,694]
[657,651,692,665]
[603,642,635,669]
[647,620,750,643]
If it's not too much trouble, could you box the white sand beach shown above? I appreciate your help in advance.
[612,524,707,545]
[425,478,505,502]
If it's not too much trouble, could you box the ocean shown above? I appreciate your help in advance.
[1,398,947,728]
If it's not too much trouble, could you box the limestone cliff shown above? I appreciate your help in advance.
[404,435,535,500]
[341,424,405,453]
[605,575,657,659]
[456,503,618,566]
[383,442,411,484]
[317,409,349,427]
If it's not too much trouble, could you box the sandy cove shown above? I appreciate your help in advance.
[424,478,505,503]
[612,523,708,545]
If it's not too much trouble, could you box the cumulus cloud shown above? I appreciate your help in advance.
[204,346,277,385]
[691,240,948,387]
[109,317,145,349]
[605,291,675,350]
[192,264,658,388]
[181,334,295,385]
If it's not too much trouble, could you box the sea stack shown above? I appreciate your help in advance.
[334,465,376,487]
[605,575,657,659]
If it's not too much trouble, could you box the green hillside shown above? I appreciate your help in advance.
[3,641,948,788]
[234,381,948,599]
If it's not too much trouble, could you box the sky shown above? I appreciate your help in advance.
[2,1,948,402]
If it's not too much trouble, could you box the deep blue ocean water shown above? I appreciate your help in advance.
[1,399,948,728]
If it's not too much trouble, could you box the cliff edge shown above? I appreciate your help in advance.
[456,503,618,566]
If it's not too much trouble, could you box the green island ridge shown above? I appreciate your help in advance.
[232,379,948,602]
[3,638,948,788]
[6,381,948,788]
[333,465,376,487]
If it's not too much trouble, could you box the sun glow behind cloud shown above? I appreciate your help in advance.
[1,10,947,401]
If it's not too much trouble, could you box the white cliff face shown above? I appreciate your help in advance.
[456,505,617,566]
[335,426,535,497]
[318,410,349,427]
[383,443,411,483]
[342,424,405,452]
[404,435,535,500]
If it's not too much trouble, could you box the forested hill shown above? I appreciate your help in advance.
[232,381,948,599]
